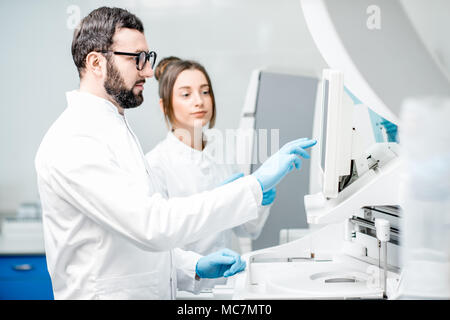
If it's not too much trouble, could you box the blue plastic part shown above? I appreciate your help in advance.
[0,255,54,300]
[344,86,362,105]
[344,86,398,143]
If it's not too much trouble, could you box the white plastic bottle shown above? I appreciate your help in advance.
[396,97,450,299]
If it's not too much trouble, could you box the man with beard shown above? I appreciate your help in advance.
[34,7,316,299]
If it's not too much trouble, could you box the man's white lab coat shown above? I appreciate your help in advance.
[34,90,262,299]
[145,131,272,290]
[146,130,272,253]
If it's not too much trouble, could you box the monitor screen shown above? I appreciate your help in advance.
[318,70,353,198]
[321,79,329,171]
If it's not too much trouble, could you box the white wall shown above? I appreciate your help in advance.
[0,0,327,213]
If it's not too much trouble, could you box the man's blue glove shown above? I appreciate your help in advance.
[220,172,276,206]
[252,138,317,192]
[196,248,246,279]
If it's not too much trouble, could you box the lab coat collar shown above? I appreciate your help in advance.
[166,130,217,161]
[66,90,123,117]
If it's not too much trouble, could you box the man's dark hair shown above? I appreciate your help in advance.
[71,7,144,78]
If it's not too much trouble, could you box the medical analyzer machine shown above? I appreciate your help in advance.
[209,0,450,300]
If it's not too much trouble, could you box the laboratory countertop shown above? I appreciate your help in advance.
[0,234,45,255]
[0,218,45,255]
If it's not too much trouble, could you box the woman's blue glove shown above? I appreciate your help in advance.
[219,172,277,206]
[252,138,317,192]
[195,248,246,279]
[262,187,276,206]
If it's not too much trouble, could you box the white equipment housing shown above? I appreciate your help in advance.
[207,0,450,300]
[213,68,403,299]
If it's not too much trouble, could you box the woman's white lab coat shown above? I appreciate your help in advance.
[145,131,272,288]
[34,91,262,299]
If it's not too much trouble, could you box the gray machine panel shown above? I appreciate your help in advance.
[251,71,318,250]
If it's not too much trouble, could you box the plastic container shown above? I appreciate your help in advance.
[396,96,450,299]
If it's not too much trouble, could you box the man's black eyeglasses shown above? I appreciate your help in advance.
[100,51,157,71]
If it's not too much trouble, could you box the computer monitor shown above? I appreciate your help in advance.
[318,69,354,198]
